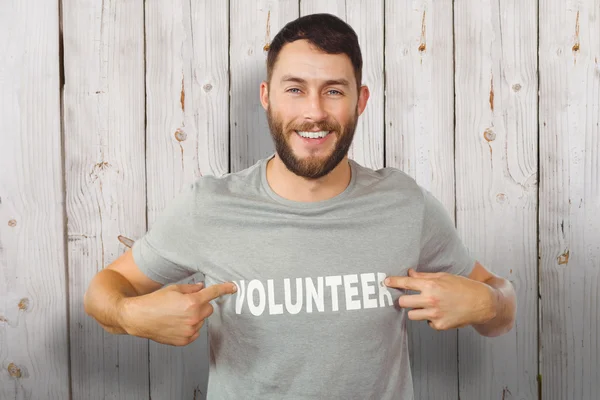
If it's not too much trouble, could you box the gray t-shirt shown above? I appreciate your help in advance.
[132,154,476,399]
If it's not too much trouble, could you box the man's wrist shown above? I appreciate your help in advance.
[116,296,135,335]
[486,286,501,322]
[475,284,500,326]
[471,277,516,336]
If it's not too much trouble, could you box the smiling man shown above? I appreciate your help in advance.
[84,13,516,399]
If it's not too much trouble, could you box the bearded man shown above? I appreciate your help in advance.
[84,13,516,399]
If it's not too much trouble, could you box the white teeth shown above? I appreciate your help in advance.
[297,130,329,139]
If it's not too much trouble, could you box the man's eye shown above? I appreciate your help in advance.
[327,90,342,95]
[287,88,301,94]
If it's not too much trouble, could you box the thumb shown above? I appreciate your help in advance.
[173,282,205,294]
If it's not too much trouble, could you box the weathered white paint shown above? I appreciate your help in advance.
[0,1,70,399]
[62,0,148,399]
[144,1,229,399]
[454,0,539,399]
[3,1,600,399]
[230,0,300,172]
[539,1,600,399]
[384,2,460,399]
[300,0,385,170]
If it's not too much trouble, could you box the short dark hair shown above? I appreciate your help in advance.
[266,13,363,89]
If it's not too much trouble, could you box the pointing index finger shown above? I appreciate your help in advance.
[196,282,238,303]
[385,276,426,291]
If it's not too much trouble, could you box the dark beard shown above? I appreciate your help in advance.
[266,106,358,179]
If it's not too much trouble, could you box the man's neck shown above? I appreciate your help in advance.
[266,154,352,203]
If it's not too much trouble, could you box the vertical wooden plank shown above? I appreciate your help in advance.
[455,0,538,398]
[385,2,458,398]
[300,0,344,16]
[539,1,600,399]
[230,0,300,172]
[0,1,70,399]
[62,1,148,399]
[300,1,384,170]
[144,0,229,398]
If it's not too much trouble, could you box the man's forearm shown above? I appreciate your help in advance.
[83,269,138,334]
[472,276,516,337]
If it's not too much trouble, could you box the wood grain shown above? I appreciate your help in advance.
[539,1,600,399]
[2,3,599,398]
[145,0,229,399]
[385,2,459,398]
[455,0,538,398]
[229,0,299,172]
[0,1,70,399]
[300,0,385,169]
[62,0,148,398]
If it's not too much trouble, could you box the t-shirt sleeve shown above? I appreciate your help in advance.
[131,183,200,285]
[416,187,476,277]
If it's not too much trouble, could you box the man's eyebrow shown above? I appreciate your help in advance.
[324,78,350,87]
[280,75,350,87]
[280,75,307,84]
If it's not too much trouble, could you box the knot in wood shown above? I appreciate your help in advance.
[174,128,187,142]
[484,128,496,142]
[8,363,22,378]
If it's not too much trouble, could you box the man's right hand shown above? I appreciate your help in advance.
[118,281,237,346]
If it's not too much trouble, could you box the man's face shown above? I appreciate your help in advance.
[260,39,369,179]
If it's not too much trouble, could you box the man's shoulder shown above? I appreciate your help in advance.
[351,160,423,194]
[187,158,264,200]
[198,161,261,186]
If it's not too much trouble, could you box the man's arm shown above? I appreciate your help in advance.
[84,248,237,346]
[384,262,516,337]
[83,249,163,334]
[390,187,516,336]
[467,261,516,337]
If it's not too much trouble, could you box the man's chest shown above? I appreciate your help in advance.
[200,210,420,280]
[198,212,421,325]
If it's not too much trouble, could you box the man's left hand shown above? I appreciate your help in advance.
[384,269,498,330]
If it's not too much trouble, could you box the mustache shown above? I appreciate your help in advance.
[287,121,340,132]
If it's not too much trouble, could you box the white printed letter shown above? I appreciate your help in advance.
[360,273,378,309]
[305,277,324,313]
[235,280,245,314]
[247,279,266,316]
[377,273,394,307]
[343,274,361,311]
[267,279,284,315]
[325,275,342,312]
[284,278,303,314]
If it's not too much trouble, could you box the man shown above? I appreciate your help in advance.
[84,13,516,399]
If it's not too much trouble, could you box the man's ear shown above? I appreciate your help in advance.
[260,81,269,111]
[357,85,370,116]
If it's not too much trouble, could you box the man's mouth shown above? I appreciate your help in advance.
[295,130,331,139]
[294,130,334,145]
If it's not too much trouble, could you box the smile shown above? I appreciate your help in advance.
[295,130,331,139]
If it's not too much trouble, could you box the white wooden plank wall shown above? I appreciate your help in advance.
[455,0,539,399]
[62,0,148,399]
[385,2,459,399]
[539,0,600,399]
[144,1,228,399]
[0,1,70,399]
[300,0,385,170]
[230,0,299,171]
[1,1,600,399]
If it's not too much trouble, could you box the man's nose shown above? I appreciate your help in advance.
[303,93,328,122]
